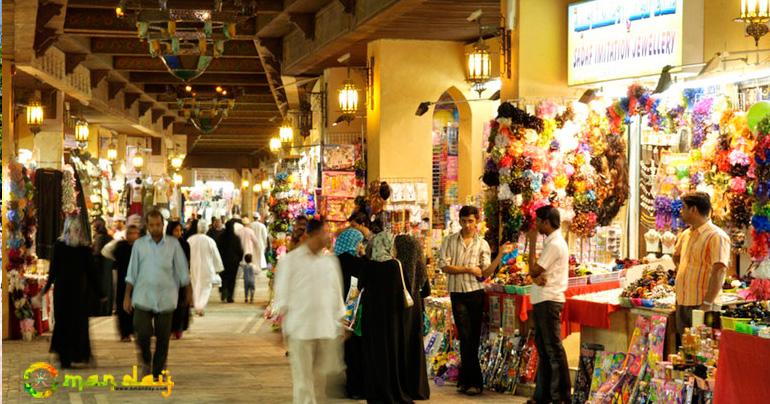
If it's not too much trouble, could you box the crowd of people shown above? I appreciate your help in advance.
[40,210,269,380]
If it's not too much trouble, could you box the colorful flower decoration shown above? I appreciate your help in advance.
[749,117,770,261]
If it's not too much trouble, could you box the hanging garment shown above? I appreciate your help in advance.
[35,169,64,260]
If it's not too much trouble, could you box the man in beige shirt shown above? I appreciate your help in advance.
[439,206,509,396]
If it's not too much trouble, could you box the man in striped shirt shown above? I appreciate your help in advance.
[673,192,730,335]
[439,206,510,396]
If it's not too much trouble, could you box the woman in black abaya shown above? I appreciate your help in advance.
[217,219,244,303]
[167,221,191,339]
[42,217,94,368]
[359,232,430,403]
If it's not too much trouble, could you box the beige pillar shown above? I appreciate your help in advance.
[34,91,64,170]
[2,15,16,338]
[241,169,253,217]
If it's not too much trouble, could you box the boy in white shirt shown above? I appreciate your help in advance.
[527,205,571,404]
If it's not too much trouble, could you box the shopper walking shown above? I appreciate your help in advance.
[167,220,191,339]
[111,215,127,240]
[41,217,95,369]
[207,217,225,241]
[241,254,257,303]
[217,219,244,303]
[333,228,367,399]
[102,225,141,342]
[273,218,345,404]
[527,205,571,404]
[438,205,491,396]
[91,217,114,316]
[288,215,309,251]
[188,220,225,316]
[673,192,730,334]
[124,210,191,380]
[235,219,261,265]
[251,213,269,270]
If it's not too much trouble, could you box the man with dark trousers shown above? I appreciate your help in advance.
[528,205,571,404]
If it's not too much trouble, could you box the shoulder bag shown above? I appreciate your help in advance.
[395,259,414,308]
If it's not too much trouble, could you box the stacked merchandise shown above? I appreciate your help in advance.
[619,266,676,309]
[321,144,362,234]
[721,301,770,336]
[477,330,537,394]
[586,315,668,403]
[5,161,39,340]
[423,297,459,385]
[70,151,113,221]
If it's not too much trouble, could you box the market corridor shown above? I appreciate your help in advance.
[2,277,526,404]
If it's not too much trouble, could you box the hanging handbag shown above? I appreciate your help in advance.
[395,259,415,308]
[212,273,222,287]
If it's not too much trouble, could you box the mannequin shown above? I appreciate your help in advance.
[142,176,155,214]
[644,229,661,261]
[154,175,170,208]
[129,177,144,216]
[661,231,677,258]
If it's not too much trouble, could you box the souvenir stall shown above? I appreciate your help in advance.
[182,181,240,223]
[319,142,364,234]
[68,150,115,222]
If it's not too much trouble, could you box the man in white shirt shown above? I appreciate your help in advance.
[251,213,269,270]
[273,218,345,404]
[527,205,571,404]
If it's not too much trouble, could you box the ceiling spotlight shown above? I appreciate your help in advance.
[116,0,126,17]
[221,90,227,96]
[578,89,598,104]
[653,65,673,94]
[415,102,431,116]
[185,85,192,92]
[216,86,224,93]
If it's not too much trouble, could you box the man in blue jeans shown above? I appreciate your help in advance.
[124,210,191,380]
[528,205,571,404]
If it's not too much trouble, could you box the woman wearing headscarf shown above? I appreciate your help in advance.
[188,220,225,316]
[217,219,244,303]
[393,234,431,401]
[90,217,113,316]
[167,220,191,339]
[41,217,95,368]
[334,228,367,399]
[358,231,428,403]
[182,216,199,242]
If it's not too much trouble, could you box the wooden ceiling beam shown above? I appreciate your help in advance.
[167,103,277,110]
[107,81,126,100]
[67,0,278,10]
[157,93,275,103]
[288,13,315,40]
[90,69,110,89]
[92,37,259,57]
[152,108,165,123]
[65,53,88,75]
[183,153,260,169]
[124,92,141,109]
[34,2,64,57]
[163,116,176,130]
[174,122,278,135]
[138,101,154,117]
[129,72,267,85]
[144,84,269,94]
[114,56,264,73]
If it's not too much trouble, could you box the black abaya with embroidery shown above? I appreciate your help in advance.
[359,259,430,404]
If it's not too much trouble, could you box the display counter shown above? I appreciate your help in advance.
[714,330,770,403]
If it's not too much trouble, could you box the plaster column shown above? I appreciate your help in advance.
[2,6,17,337]
[241,169,253,217]
[33,91,64,170]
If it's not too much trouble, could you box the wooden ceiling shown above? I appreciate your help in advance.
[23,0,498,167]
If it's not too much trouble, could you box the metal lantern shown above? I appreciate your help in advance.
[132,154,145,169]
[172,173,183,185]
[262,179,270,190]
[170,155,184,170]
[279,123,294,145]
[466,40,491,97]
[338,80,359,115]
[253,183,262,193]
[26,101,44,135]
[269,137,281,153]
[107,142,118,161]
[74,119,90,144]
[737,0,770,45]
[241,179,249,188]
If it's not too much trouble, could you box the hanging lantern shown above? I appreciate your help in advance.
[279,122,294,145]
[170,155,184,170]
[26,101,44,135]
[253,183,262,193]
[172,173,183,185]
[262,179,270,190]
[737,0,770,46]
[107,141,118,161]
[338,80,359,115]
[132,153,145,169]
[269,137,281,153]
[242,179,249,188]
[74,119,90,144]
[466,40,491,97]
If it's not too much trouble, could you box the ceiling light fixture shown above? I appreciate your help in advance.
[736,0,770,46]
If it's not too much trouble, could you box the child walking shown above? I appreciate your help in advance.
[241,254,256,303]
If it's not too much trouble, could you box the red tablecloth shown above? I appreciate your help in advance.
[486,281,621,339]
[714,330,770,404]
[564,292,622,330]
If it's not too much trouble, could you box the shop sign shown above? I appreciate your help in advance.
[568,0,683,85]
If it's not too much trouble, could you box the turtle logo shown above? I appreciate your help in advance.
[23,362,59,399]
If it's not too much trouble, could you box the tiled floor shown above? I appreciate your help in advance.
[3,275,528,403]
